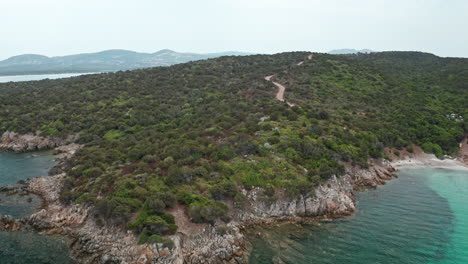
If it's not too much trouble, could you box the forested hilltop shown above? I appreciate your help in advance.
[0,52,466,243]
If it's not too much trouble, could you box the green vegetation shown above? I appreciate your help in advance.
[0,51,466,241]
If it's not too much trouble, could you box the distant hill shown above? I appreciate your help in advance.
[0,49,252,76]
[328,49,374,54]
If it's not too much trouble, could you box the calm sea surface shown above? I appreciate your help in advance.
[0,152,74,264]
[248,167,468,264]
[0,73,97,83]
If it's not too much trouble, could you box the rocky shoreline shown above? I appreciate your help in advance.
[0,132,402,264]
[0,131,78,153]
[0,159,398,263]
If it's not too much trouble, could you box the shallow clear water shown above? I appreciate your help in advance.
[0,152,55,186]
[0,72,97,83]
[248,167,468,264]
[0,152,74,263]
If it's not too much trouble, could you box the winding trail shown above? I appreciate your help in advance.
[264,75,287,102]
[265,53,313,107]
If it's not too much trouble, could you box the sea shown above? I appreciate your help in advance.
[0,152,74,263]
[248,167,468,264]
[0,73,97,83]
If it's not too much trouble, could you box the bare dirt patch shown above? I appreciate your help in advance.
[167,203,206,235]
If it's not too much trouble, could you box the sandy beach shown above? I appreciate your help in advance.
[392,154,468,171]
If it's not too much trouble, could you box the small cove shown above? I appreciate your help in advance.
[0,152,74,264]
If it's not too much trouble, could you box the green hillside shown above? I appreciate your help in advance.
[0,52,466,242]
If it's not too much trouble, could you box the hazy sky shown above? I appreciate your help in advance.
[1,0,467,60]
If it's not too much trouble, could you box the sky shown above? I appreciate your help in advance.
[1,0,467,60]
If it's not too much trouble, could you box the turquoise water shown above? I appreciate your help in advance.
[0,152,74,263]
[426,168,468,264]
[249,167,468,264]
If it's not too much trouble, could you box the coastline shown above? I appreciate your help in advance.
[1,134,467,264]
[0,138,399,263]
[389,144,468,171]
[392,155,468,171]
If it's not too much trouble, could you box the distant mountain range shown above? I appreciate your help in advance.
[0,49,252,76]
[328,49,374,54]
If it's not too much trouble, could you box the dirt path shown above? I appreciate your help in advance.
[264,54,313,106]
[264,75,287,102]
[167,203,206,235]
[459,135,468,165]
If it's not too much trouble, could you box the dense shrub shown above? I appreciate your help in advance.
[208,181,237,200]
[0,51,465,243]
[188,201,230,224]
[128,210,177,236]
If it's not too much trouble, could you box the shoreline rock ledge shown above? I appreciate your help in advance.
[16,162,396,264]
[0,131,78,152]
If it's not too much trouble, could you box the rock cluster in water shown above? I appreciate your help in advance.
[0,214,22,231]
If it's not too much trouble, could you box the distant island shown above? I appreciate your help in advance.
[328,48,374,54]
[0,49,252,76]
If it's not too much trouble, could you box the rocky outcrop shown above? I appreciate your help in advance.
[0,184,30,196]
[0,215,23,231]
[352,163,397,188]
[169,225,245,264]
[233,161,397,225]
[1,138,397,264]
[18,159,396,264]
[167,161,397,263]
[0,131,78,152]
[53,143,83,161]
[23,172,246,264]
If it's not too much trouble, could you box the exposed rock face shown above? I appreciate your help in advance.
[168,161,397,263]
[234,161,396,225]
[0,131,78,152]
[170,225,245,264]
[54,143,83,161]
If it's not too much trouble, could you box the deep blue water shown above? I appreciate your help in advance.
[249,167,468,264]
[0,152,74,264]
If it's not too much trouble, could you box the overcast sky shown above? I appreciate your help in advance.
[1,0,467,60]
